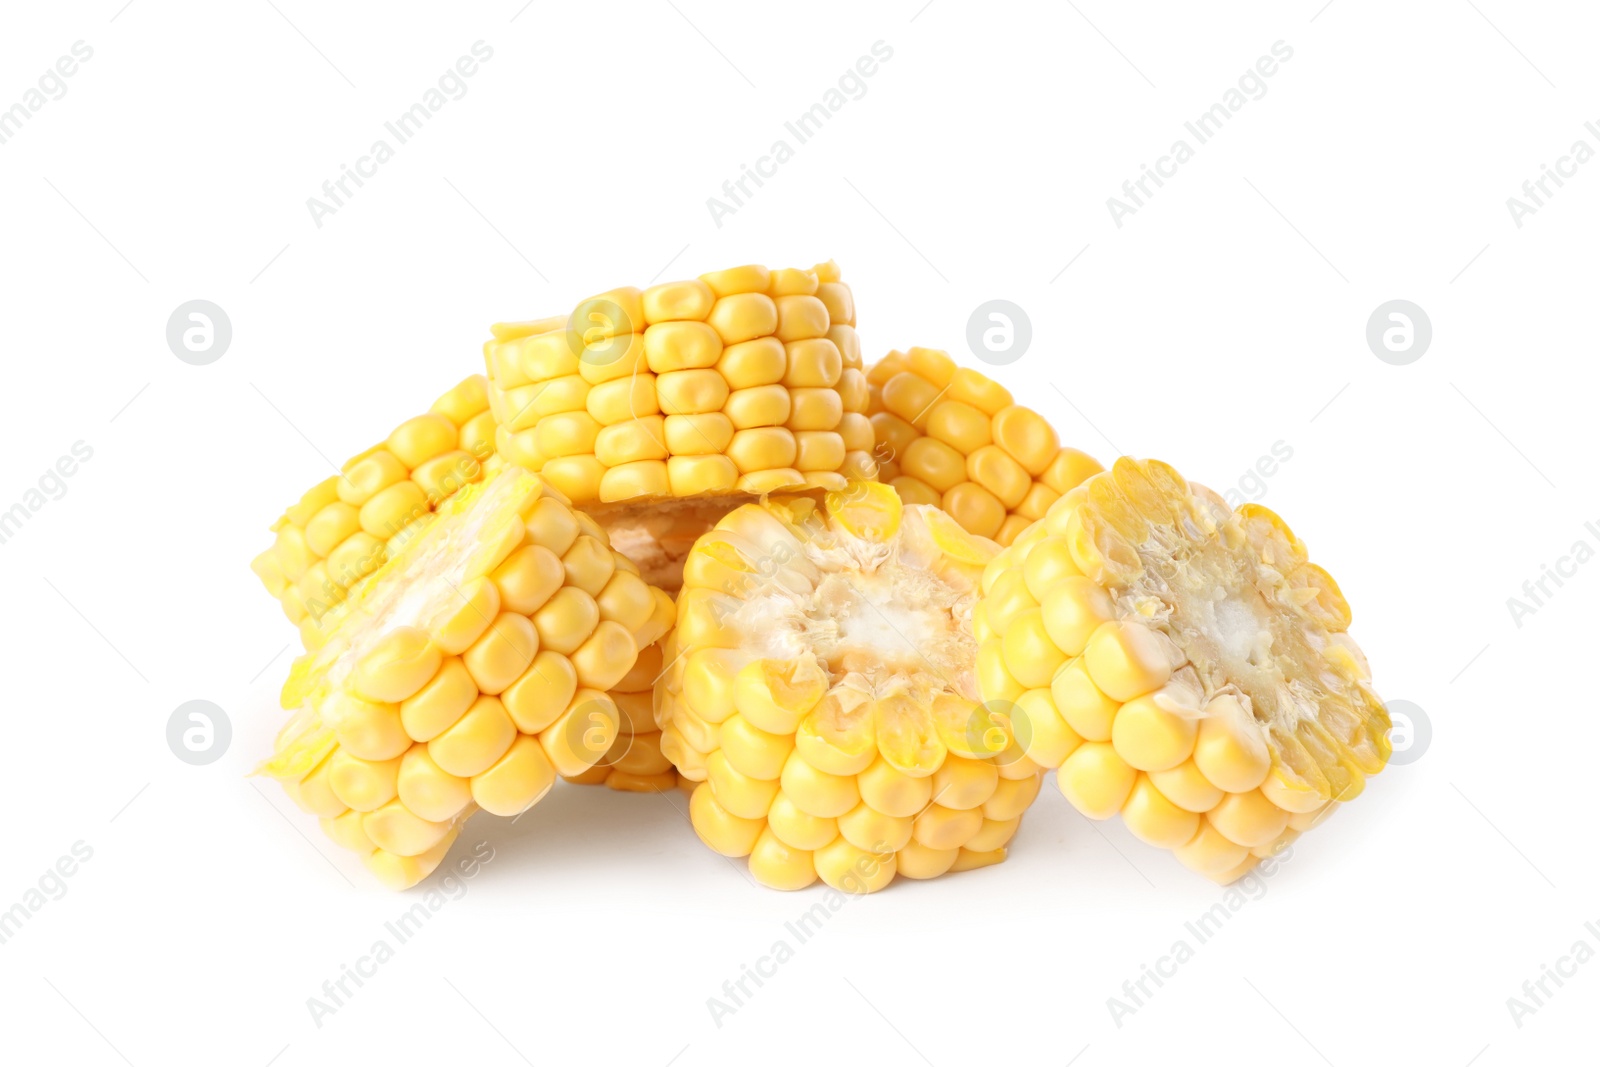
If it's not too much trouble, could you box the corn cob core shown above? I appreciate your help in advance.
[251,375,497,646]
[657,481,1042,893]
[485,261,874,791]
[257,466,671,889]
[867,347,1102,545]
[975,457,1390,883]
[485,261,875,594]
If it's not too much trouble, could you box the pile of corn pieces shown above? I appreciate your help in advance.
[251,261,1389,892]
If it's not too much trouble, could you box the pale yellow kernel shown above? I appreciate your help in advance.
[838,802,914,853]
[913,804,983,850]
[396,744,473,822]
[716,337,787,389]
[1057,741,1137,819]
[766,793,839,850]
[1039,576,1112,658]
[1147,759,1225,813]
[720,713,795,781]
[1206,788,1292,848]
[774,295,830,343]
[339,451,407,507]
[707,749,780,819]
[700,264,771,298]
[782,338,842,387]
[1173,822,1250,877]
[1111,692,1198,772]
[471,734,558,816]
[328,750,403,812]
[902,436,967,492]
[642,278,715,323]
[784,388,844,431]
[780,752,860,818]
[894,841,960,880]
[429,695,516,778]
[965,816,1021,852]
[813,837,896,894]
[856,757,933,818]
[707,292,778,345]
[1193,693,1273,793]
[982,771,1041,820]
[1083,621,1174,701]
[689,781,763,857]
[362,800,455,858]
[386,413,457,469]
[1011,688,1082,769]
[461,613,539,695]
[532,587,599,656]
[1122,774,1201,848]
[350,627,442,704]
[748,827,818,891]
[1001,608,1067,688]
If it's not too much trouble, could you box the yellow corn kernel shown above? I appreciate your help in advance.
[471,735,558,816]
[708,293,778,345]
[397,745,473,823]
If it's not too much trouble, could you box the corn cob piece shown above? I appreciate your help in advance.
[867,347,1102,545]
[485,261,874,790]
[656,480,1040,892]
[975,457,1390,883]
[257,465,671,889]
[251,375,496,645]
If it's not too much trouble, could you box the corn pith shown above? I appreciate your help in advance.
[656,481,1041,893]
[257,466,671,889]
[975,457,1389,883]
[867,347,1102,546]
[485,261,874,790]
[251,375,496,645]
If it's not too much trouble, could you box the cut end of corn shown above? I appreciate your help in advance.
[657,482,1041,893]
[257,465,666,888]
[251,375,498,638]
[976,456,1389,882]
[484,261,875,594]
[867,347,1103,546]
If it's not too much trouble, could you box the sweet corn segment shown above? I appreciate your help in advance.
[976,457,1390,883]
[867,348,1102,545]
[257,466,670,888]
[487,262,874,792]
[486,261,874,595]
[656,481,1039,892]
[252,376,496,636]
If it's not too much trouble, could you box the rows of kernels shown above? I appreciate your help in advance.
[655,495,1038,893]
[262,471,671,889]
[974,458,1383,883]
[563,592,683,792]
[251,375,496,636]
[485,263,870,507]
[866,348,1102,544]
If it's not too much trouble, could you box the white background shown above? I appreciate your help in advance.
[0,2,1593,1064]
